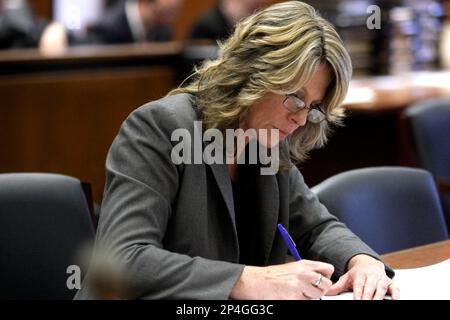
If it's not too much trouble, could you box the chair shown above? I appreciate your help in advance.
[0,173,95,300]
[404,98,450,231]
[311,167,449,254]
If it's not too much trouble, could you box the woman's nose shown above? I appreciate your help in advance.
[288,107,309,127]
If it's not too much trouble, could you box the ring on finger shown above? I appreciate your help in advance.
[312,274,323,288]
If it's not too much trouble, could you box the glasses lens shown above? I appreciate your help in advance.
[284,95,304,113]
[307,109,325,123]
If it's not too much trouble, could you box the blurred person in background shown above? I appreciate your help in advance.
[0,0,47,48]
[189,0,269,42]
[441,1,450,68]
[85,0,181,44]
[0,0,67,54]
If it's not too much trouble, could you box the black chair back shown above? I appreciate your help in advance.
[0,173,95,299]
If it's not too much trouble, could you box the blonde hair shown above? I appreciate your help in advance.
[169,1,352,164]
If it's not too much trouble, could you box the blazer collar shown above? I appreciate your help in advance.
[208,161,236,228]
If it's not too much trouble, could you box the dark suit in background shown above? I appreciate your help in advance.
[188,5,233,42]
[0,0,47,48]
[86,0,171,44]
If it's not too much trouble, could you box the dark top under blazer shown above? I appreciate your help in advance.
[75,93,391,299]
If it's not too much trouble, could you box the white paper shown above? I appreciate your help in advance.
[322,259,450,300]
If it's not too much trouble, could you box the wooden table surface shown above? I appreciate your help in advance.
[381,240,450,269]
[344,71,450,114]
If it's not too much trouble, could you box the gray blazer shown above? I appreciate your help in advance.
[76,93,388,300]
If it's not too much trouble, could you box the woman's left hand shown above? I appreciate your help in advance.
[326,254,400,300]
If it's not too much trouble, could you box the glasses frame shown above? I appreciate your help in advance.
[282,94,328,124]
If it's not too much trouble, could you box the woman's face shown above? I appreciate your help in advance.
[242,64,332,148]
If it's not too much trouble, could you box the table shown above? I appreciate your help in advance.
[381,240,450,269]
[345,71,450,114]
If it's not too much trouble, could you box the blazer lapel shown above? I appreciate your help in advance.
[207,162,236,228]
[199,123,237,231]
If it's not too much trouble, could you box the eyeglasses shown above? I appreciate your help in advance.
[282,94,327,124]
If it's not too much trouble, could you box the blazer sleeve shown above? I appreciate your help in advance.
[287,166,395,279]
[85,103,244,299]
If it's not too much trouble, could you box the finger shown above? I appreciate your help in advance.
[303,283,326,300]
[316,276,333,293]
[352,275,366,300]
[361,276,379,300]
[387,282,400,300]
[310,273,333,294]
[301,260,335,279]
[373,279,390,300]
[326,273,349,296]
[302,272,331,300]
[315,263,335,279]
[301,291,314,300]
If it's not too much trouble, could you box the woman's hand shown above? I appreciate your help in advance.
[326,254,400,300]
[230,260,334,300]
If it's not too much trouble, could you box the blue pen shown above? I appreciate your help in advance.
[277,223,301,260]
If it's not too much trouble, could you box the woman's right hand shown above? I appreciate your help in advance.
[230,260,335,300]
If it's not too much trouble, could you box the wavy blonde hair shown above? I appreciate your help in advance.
[169,1,352,164]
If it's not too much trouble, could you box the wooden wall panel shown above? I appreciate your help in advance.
[444,0,450,18]
[0,67,176,204]
[28,0,53,19]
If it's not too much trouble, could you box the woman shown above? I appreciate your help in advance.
[76,1,399,300]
